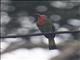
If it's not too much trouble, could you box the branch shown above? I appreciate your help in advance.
[0,31,80,38]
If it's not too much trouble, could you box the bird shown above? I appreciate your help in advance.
[35,14,57,50]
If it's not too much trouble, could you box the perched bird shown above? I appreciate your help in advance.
[36,14,57,50]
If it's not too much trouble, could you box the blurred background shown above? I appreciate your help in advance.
[0,0,80,60]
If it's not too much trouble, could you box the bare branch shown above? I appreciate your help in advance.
[0,30,80,38]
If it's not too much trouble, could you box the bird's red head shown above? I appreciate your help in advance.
[38,15,46,25]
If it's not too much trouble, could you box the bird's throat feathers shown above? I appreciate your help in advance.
[38,15,46,25]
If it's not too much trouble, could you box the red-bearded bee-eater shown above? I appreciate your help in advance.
[36,14,57,50]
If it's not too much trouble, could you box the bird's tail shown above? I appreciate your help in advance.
[49,38,57,50]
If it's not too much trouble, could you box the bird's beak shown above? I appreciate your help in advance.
[34,13,40,22]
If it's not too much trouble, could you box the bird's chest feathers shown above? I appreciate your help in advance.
[37,20,52,32]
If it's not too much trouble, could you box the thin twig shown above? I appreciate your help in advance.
[0,31,80,38]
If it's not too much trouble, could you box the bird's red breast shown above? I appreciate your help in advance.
[37,15,46,25]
